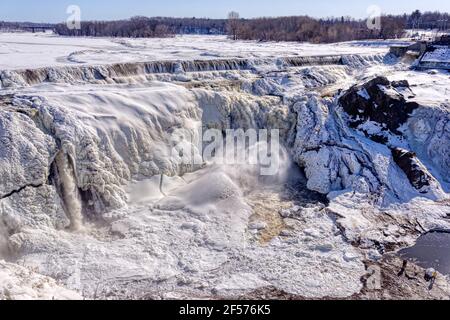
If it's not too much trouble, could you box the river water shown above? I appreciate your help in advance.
[399,231,450,275]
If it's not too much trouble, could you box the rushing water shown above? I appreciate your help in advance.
[399,231,450,275]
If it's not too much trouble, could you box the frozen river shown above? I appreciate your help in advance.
[0,32,389,70]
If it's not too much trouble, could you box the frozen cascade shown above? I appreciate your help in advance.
[1,62,447,219]
[0,220,9,258]
[54,152,83,231]
[0,53,385,88]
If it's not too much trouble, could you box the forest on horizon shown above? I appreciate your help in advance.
[1,10,448,43]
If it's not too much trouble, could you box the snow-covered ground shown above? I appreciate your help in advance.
[0,33,449,300]
[404,29,446,41]
[0,260,82,300]
[0,33,389,70]
[422,47,450,63]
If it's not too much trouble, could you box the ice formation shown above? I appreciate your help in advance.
[0,260,82,300]
[0,34,449,299]
[54,152,83,231]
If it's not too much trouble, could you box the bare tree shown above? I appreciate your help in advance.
[227,11,240,40]
[410,10,422,30]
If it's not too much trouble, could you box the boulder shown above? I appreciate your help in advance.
[339,76,419,138]
[391,147,435,192]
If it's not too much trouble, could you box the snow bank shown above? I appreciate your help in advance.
[0,260,82,300]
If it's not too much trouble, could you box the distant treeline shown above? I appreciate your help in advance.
[0,21,54,32]
[54,16,227,37]
[51,11,450,43]
[159,17,227,35]
[228,11,450,43]
[54,17,173,37]
[228,16,405,43]
[409,11,450,29]
[2,10,449,43]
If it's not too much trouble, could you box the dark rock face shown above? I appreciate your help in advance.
[339,76,419,137]
[391,148,433,192]
[338,76,439,193]
[390,80,409,88]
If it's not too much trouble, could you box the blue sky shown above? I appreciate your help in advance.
[1,0,449,22]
